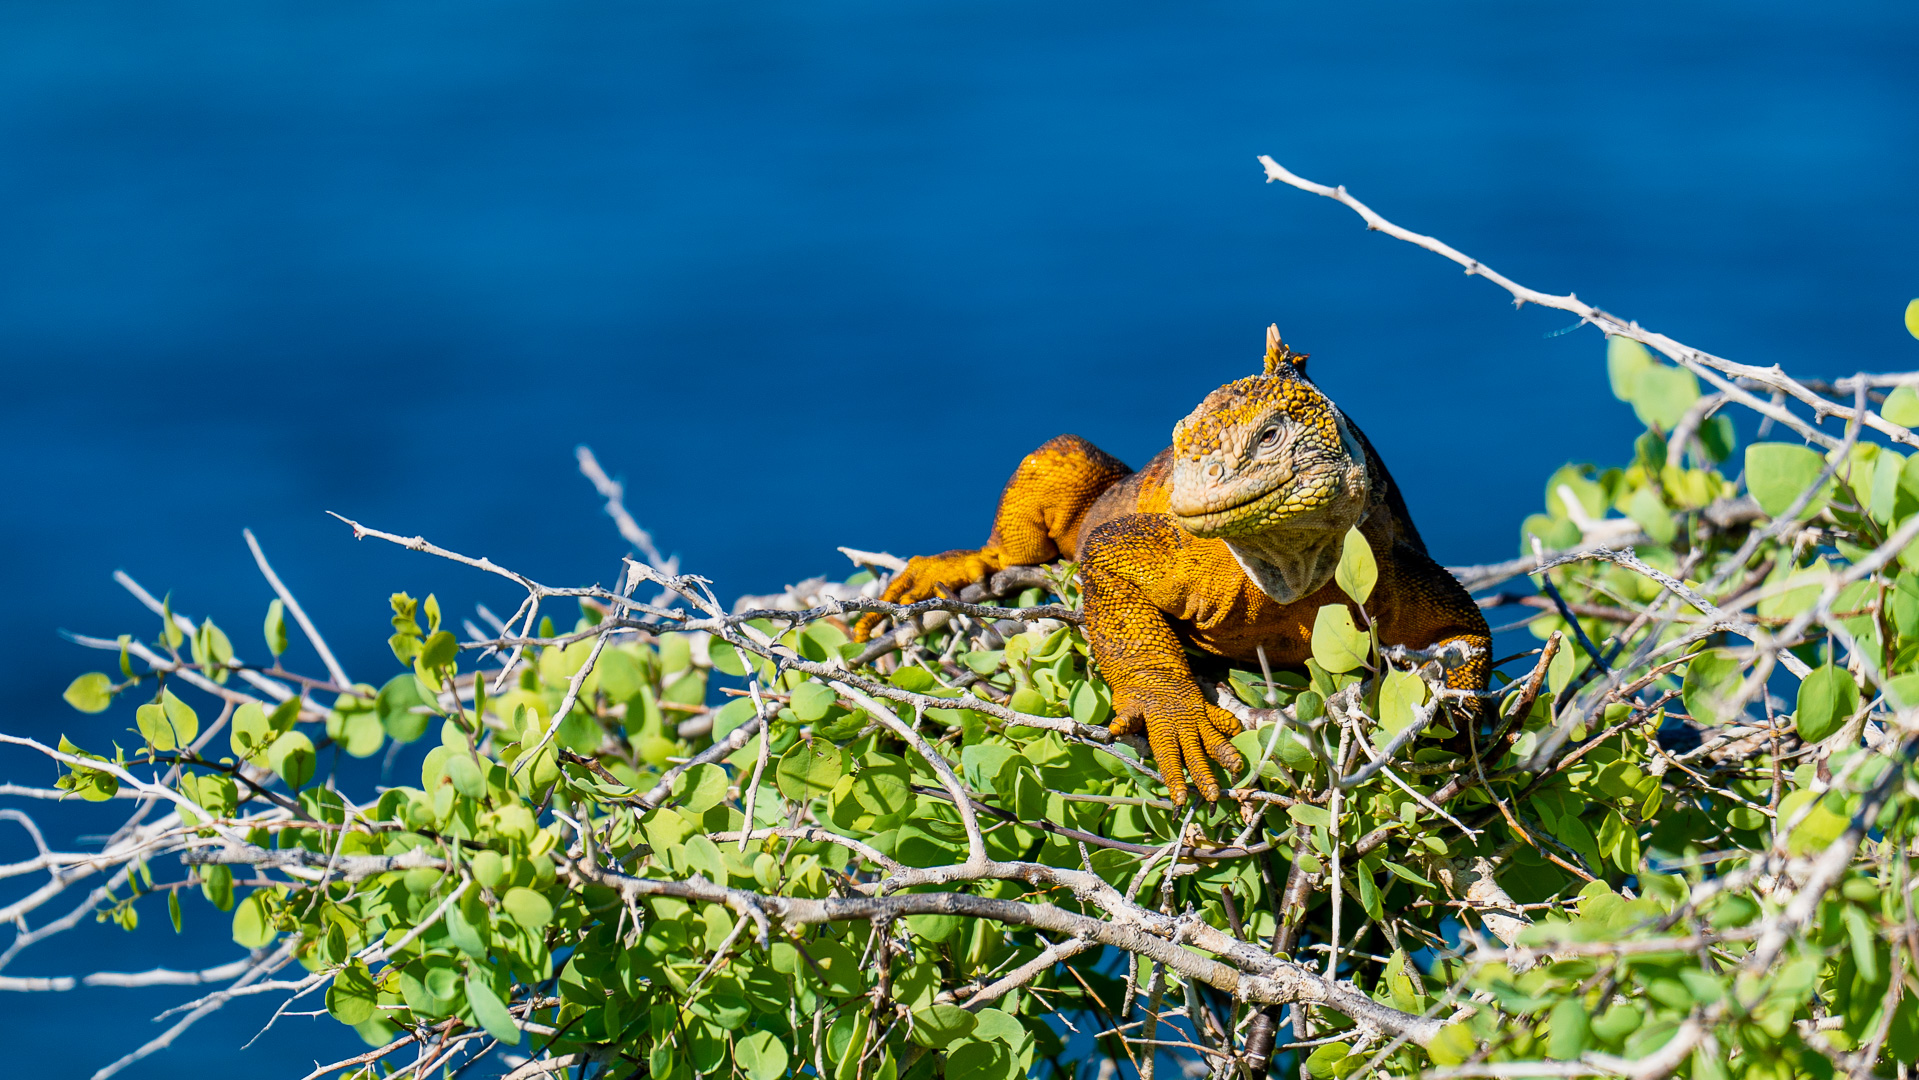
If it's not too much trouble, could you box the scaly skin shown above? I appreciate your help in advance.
[856,326,1490,804]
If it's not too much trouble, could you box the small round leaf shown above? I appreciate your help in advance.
[776,740,844,801]
[501,886,554,931]
[327,960,378,1026]
[909,1003,978,1047]
[1310,604,1369,674]
[267,730,316,790]
[673,762,730,815]
[62,673,113,714]
[735,1031,789,1080]
[1794,664,1859,743]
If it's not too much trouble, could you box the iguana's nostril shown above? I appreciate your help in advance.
[1205,461,1225,482]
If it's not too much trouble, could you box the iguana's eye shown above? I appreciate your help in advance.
[1256,426,1281,451]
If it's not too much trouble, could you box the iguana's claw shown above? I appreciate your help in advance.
[1108,679,1245,806]
[851,548,1002,642]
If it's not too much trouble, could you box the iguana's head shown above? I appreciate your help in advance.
[1168,325,1372,543]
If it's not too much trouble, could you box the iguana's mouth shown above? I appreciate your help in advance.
[1171,460,1356,539]
[1170,486,1296,537]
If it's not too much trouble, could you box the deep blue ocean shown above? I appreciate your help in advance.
[2,1,1915,1075]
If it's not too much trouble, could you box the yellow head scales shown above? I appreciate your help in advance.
[1167,325,1367,539]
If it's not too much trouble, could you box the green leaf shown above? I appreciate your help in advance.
[1607,337,1699,430]
[1304,1043,1352,1078]
[1310,604,1369,674]
[1334,526,1376,605]
[164,688,200,742]
[851,763,911,816]
[1607,335,1653,402]
[1624,483,1674,546]
[1744,443,1830,519]
[445,901,488,958]
[1630,364,1700,431]
[776,740,844,801]
[470,851,505,890]
[907,913,961,943]
[1681,648,1745,726]
[444,751,486,799]
[1288,804,1332,829]
[890,665,938,692]
[267,730,316,790]
[1382,861,1434,888]
[709,638,749,677]
[136,688,201,751]
[1357,862,1382,920]
[643,807,695,853]
[418,630,459,671]
[501,887,554,931]
[1592,1003,1643,1046]
[1887,674,1919,711]
[267,695,301,734]
[1068,680,1111,727]
[673,762,729,814]
[735,1031,790,1080]
[264,598,288,658]
[1547,637,1577,699]
[1777,789,1849,855]
[376,674,432,744]
[1697,415,1737,463]
[465,971,522,1045]
[945,1040,1014,1080]
[159,593,185,649]
[135,705,177,752]
[909,1004,977,1047]
[328,959,378,1026]
[198,864,233,910]
[1795,664,1858,743]
[1426,1023,1476,1067]
[1883,386,1919,428]
[230,702,271,760]
[1843,904,1879,983]
[63,673,114,714]
[232,891,276,947]
[191,619,234,683]
[682,834,727,882]
[339,710,384,759]
[1906,298,1919,341]
[1547,998,1591,1060]
[789,682,838,723]
[167,889,182,933]
[1376,668,1428,737]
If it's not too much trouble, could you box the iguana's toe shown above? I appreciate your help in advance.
[1201,713,1244,778]
[852,549,999,643]
[1206,702,1241,737]
[1175,707,1219,802]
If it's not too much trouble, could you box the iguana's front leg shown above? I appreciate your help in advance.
[1374,543,1493,738]
[854,435,1130,642]
[1080,514,1245,805]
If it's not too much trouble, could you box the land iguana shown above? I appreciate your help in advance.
[854,326,1490,804]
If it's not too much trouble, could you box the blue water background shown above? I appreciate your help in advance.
[2,1,1916,1074]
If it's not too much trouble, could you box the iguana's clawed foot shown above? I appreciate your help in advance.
[851,548,1003,642]
[1108,680,1244,806]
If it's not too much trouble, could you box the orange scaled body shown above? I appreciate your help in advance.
[856,331,1489,804]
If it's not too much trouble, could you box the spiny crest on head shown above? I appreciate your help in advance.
[1261,323,1309,378]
